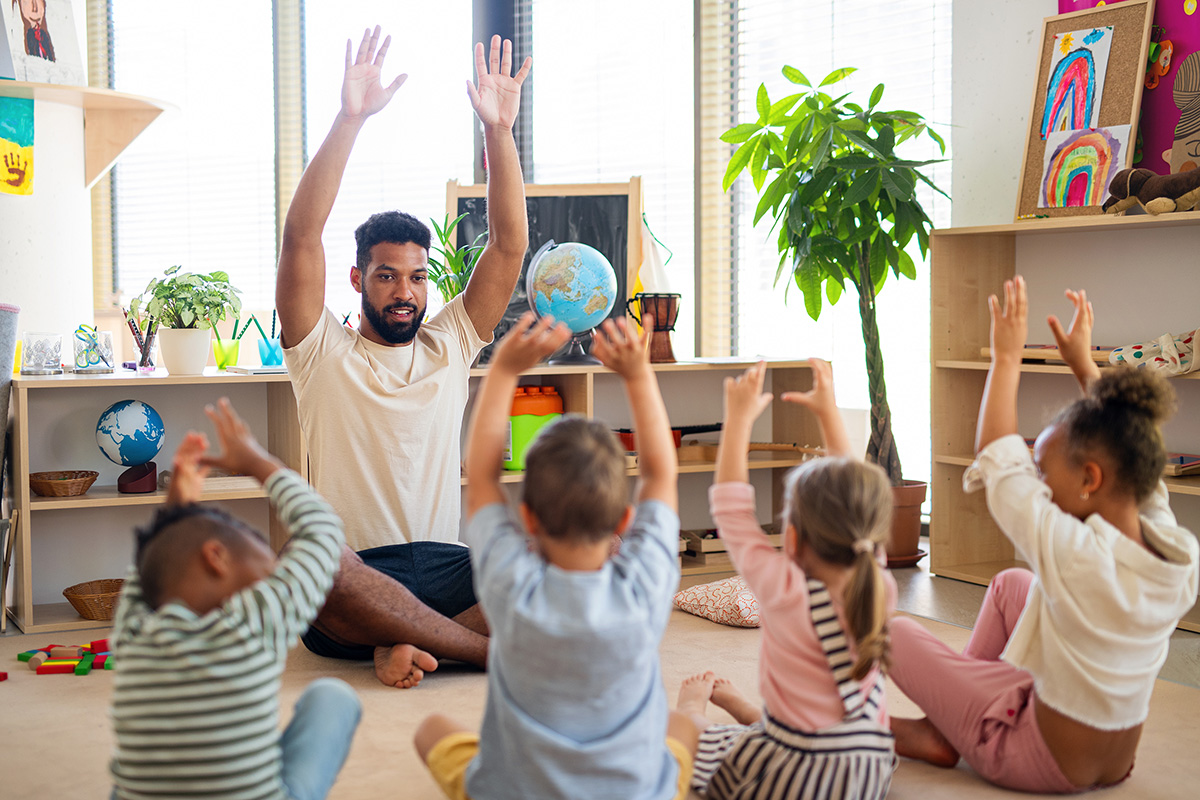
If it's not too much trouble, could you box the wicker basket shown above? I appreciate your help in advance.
[62,578,125,621]
[29,470,99,497]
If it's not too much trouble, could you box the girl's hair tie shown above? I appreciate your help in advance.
[852,538,875,555]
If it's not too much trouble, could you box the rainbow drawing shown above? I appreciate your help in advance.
[1041,50,1097,137]
[1040,126,1127,208]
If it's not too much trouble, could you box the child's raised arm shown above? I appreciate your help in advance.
[715,361,773,485]
[464,313,571,517]
[1047,288,1101,394]
[780,357,850,457]
[165,432,212,507]
[198,398,285,485]
[976,276,1027,453]
[592,316,676,511]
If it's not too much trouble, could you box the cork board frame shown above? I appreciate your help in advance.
[1015,0,1154,221]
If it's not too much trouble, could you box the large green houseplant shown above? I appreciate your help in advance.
[130,265,243,374]
[723,66,946,488]
[428,213,487,302]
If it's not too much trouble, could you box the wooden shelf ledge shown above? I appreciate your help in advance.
[935,359,1200,380]
[0,80,171,188]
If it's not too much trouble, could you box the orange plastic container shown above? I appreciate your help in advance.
[506,386,564,470]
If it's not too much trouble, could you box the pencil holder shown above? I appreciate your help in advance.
[257,337,283,366]
[213,339,240,370]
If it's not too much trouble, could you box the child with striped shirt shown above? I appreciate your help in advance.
[109,399,360,800]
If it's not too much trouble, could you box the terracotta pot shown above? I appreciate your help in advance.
[887,479,928,568]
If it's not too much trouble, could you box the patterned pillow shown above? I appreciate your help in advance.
[673,576,760,628]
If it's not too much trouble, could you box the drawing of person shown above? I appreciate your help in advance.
[15,0,53,62]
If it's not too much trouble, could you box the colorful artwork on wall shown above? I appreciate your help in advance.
[1040,125,1129,207]
[1042,27,1115,138]
[0,95,34,195]
[1061,0,1200,176]
[0,0,84,85]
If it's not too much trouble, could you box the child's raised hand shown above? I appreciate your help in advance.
[781,357,836,416]
[491,312,571,375]
[988,276,1028,360]
[722,361,773,430]
[199,398,281,483]
[1047,288,1101,390]
[592,316,650,379]
[166,431,212,507]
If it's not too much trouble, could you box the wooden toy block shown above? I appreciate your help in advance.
[18,651,34,662]
[93,655,108,668]
[0,671,8,681]
[36,663,76,675]
[49,647,83,659]
[75,654,96,676]
[27,652,49,670]
[90,638,110,653]
[104,658,114,670]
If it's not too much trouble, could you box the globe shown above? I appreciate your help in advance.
[526,240,618,335]
[96,399,165,467]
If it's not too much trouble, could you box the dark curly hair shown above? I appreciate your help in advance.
[134,504,263,609]
[1053,367,1177,502]
[354,211,431,271]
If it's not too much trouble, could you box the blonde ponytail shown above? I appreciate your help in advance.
[844,546,891,680]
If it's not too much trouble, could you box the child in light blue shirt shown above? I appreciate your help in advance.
[415,312,697,800]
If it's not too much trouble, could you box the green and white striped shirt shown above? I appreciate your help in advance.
[109,469,344,800]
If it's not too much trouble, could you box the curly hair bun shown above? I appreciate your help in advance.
[1090,366,1177,424]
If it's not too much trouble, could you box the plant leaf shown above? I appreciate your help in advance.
[839,127,886,158]
[810,127,835,170]
[754,175,788,225]
[782,65,810,86]
[842,171,879,208]
[818,67,856,87]
[722,138,757,192]
[721,123,761,144]
[768,93,803,124]
[796,256,823,320]
[750,138,769,192]
[869,83,884,108]
[896,247,917,279]
[825,275,843,305]
[756,84,771,121]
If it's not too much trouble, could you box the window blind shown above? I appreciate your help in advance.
[107,0,277,318]
[529,0,696,357]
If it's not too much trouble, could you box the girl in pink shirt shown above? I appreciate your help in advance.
[677,359,898,800]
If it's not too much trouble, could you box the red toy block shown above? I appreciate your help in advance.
[0,671,8,681]
[36,663,76,675]
[93,655,107,668]
[90,638,110,653]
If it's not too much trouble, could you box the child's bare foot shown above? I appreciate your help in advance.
[676,671,717,716]
[374,644,438,689]
[891,716,960,768]
[711,676,761,725]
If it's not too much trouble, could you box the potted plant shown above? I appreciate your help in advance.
[722,67,946,565]
[130,265,242,375]
[428,213,487,303]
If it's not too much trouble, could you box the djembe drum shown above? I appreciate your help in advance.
[626,292,681,363]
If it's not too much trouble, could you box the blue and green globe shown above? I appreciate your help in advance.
[96,399,165,467]
[526,241,617,334]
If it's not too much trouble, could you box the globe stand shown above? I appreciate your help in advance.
[118,462,157,494]
[548,332,600,365]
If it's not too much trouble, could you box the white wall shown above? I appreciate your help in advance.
[951,1,1050,226]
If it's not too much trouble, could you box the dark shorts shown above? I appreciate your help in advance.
[300,541,477,661]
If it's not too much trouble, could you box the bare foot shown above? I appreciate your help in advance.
[891,716,960,768]
[676,671,716,716]
[711,677,761,725]
[374,644,439,689]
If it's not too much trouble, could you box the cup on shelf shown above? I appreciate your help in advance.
[20,332,63,375]
[212,339,240,370]
[257,337,283,366]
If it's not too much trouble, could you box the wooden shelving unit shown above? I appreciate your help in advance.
[931,215,1200,633]
[7,359,813,634]
[0,80,170,188]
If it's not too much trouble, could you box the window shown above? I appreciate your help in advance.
[529,0,696,357]
[106,1,277,316]
[303,2,475,321]
[726,0,952,487]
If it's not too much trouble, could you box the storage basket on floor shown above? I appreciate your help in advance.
[29,470,99,497]
[62,578,124,620]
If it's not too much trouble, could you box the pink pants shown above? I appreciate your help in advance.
[890,568,1079,794]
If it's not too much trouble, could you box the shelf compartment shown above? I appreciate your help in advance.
[5,602,116,635]
[937,455,1200,497]
[28,483,267,510]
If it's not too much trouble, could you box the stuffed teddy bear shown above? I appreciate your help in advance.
[1102,165,1200,214]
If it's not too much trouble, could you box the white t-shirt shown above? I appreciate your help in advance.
[964,434,1200,730]
[283,297,489,550]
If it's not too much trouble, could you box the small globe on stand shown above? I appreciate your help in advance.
[96,399,165,494]
[526,240,618,365]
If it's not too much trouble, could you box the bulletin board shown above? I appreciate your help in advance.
[446,179,642,363]
[1015,0,1155,221]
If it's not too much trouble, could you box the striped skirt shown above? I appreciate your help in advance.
[693,713,895,800]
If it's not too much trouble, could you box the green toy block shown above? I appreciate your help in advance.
[18,651,34,662]
[104,658,114,670]
[74,653,96,676]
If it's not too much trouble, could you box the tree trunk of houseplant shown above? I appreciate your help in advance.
[855,250,926,566]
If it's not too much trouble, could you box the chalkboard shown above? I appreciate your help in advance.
[446,180,642,363]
